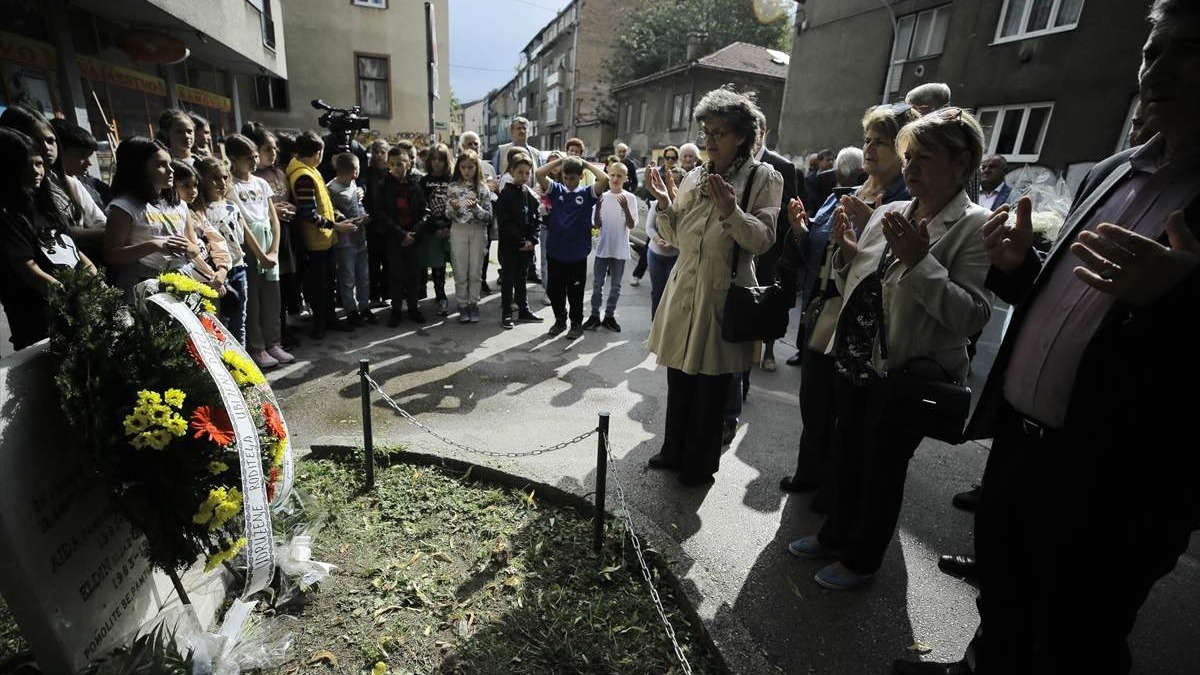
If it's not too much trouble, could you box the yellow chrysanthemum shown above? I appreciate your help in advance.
[271,438,288,468]
[123,410,151,435]
[204,537,247,573]
[211,487,243,530]
[163,388,186,409]
[201,299,217,314]
[207,461,229,475]
[163,414,188,437]
[136,390,163,407]
[222,350,265,388]
[193,487,228,526]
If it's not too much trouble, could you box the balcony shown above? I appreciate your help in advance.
[545,70,560,88]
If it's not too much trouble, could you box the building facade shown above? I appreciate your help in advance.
[484,0,637,160]
[613,42,789,165]
[779,0,1145,176]
[0,0,284,145]
[237,0,450,142]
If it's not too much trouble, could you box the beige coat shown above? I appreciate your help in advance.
[648,160,783,375]
[828,190,994,383]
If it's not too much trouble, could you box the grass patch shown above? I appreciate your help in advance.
[270,452,718,674]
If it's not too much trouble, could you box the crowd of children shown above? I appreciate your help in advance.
[0,107,657,364]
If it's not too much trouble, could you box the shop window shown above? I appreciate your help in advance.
[355,54,390,118]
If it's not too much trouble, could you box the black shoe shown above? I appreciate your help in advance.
[480,282,493,295]
[779,475,820,493]
[527,274,542,284]
[952,484,982,512]
[408,309,427,324]
[565,323,584,339]
[677,473,715,487]
[547,321,567,336]
[501,316,515,329]
[327,319,354,333]
[387,311,403,327]
[786,352,803,367]
[646,452,676,470]
[347,312,366,327]
[810,488,834,514]
[517,310,544,323]
[363,310,378,324]
[582,315,601,331]
[892,659,972,675]
[601,315,621,332]
[937,554,978,580]
[721,420,737,446]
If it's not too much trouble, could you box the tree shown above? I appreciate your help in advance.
[608,0,792,85]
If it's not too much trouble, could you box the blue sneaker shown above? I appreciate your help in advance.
[787,536,841,560]
[814,562,873,590]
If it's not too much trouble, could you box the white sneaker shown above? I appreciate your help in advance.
[252,350,279,368]
[630,277,641,287]
[267,345,295,364]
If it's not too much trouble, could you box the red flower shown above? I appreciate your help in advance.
[186,338,204,366]
[200,315,225,342]
[266,465,282,502]
[192,405,235,447]
[262,402,287,440]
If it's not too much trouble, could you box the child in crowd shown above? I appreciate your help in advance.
[584,161,638,332]
[50,118,111,208]
[446,149,492,323]
[494,153,543,329]
[195,157,251,347]
[103,137,198,297]
[244,123,301,348]
[156,109,195,165]
[534,155,608,338]
[0,127,97,350]
[372,146,427,326]
[189,113,214,159]
[226,133,294,365]
[419,143,454,315]
[286,131,357,339]
[326,152,373,325]
[364,139,391,306]
[172,160,231,299]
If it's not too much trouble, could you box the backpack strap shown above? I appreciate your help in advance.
[729,162,761,281]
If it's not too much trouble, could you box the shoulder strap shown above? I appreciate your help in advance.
[730,163,761,280]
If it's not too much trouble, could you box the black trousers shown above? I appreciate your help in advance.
[660,368,733,480]
[386,236,421,313]
[631,242,648,279]
[791,349,838,485]
[499,248,531,317]
[303,249,337,330]
[547,257,587,325]
[967,405,1193,674]
[817,375,923,574]
[367,228,389,303]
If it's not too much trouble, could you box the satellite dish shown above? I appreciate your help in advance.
[118,31,190,64]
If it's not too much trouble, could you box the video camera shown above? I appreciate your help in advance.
[311,99,370,155]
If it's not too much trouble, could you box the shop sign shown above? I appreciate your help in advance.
[176,84,231,112]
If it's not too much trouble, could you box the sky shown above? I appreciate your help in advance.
[449,0,577,103]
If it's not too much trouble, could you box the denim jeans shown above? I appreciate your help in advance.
[220,265,248,347]
[589,256,626,317]
[647,249,678,320]
[335,241,370,313]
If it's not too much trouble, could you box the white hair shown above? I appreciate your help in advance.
[679,143,700,156]
[905,82,952,109]
[459,131,480,151]
[615,142,629,151]
[833,146,864,182]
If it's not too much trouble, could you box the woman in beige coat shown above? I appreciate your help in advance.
[643,88,783,486]
[787,108,995,589]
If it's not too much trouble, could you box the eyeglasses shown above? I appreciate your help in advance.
[699,128,731,142]
[663,154,678,160]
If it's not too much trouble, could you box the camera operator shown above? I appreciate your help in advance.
[312,99,370,182]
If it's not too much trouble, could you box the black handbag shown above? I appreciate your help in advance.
[721,165,791,343]
[876,251,972,444]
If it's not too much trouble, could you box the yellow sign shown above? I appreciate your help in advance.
[76,55,166,97]
[0,31,56,71]
[176,84,231,112]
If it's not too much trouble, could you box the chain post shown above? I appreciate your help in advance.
[359,359,375,490]
[593,412,610,553]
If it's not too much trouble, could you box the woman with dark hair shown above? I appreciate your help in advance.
[787,108,993,591]
[189,112,214,159]
[156,109,195,165]
[244,122,301,346]
[643,87,784,485]
[419,142,454,315]
[103,137,200,296]
[0,128,97,350]
[0,106,105,251]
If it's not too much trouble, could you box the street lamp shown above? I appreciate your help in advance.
[875,0,899,105]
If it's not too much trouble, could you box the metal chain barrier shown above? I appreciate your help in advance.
[363,373,595,458]
[603,433,695,675]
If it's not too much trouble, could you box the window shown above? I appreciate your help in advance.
[995,0,1083,43]
[351,0,387,8]
[669,92,692,129]
[261,0,276,50]
[639,100,648,132]
[253,76,288,111]
[888,5,950,92]
[355,54,390,117]
[977,102,1054,161]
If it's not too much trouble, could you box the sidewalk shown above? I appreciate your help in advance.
[264,258,1199,675]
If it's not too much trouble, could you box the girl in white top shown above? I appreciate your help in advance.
[157,109,195,166]
[103,137,199,298]
[445,149,494,321]
[196,156,250,347]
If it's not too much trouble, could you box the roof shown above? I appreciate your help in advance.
[613,42,789,92]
